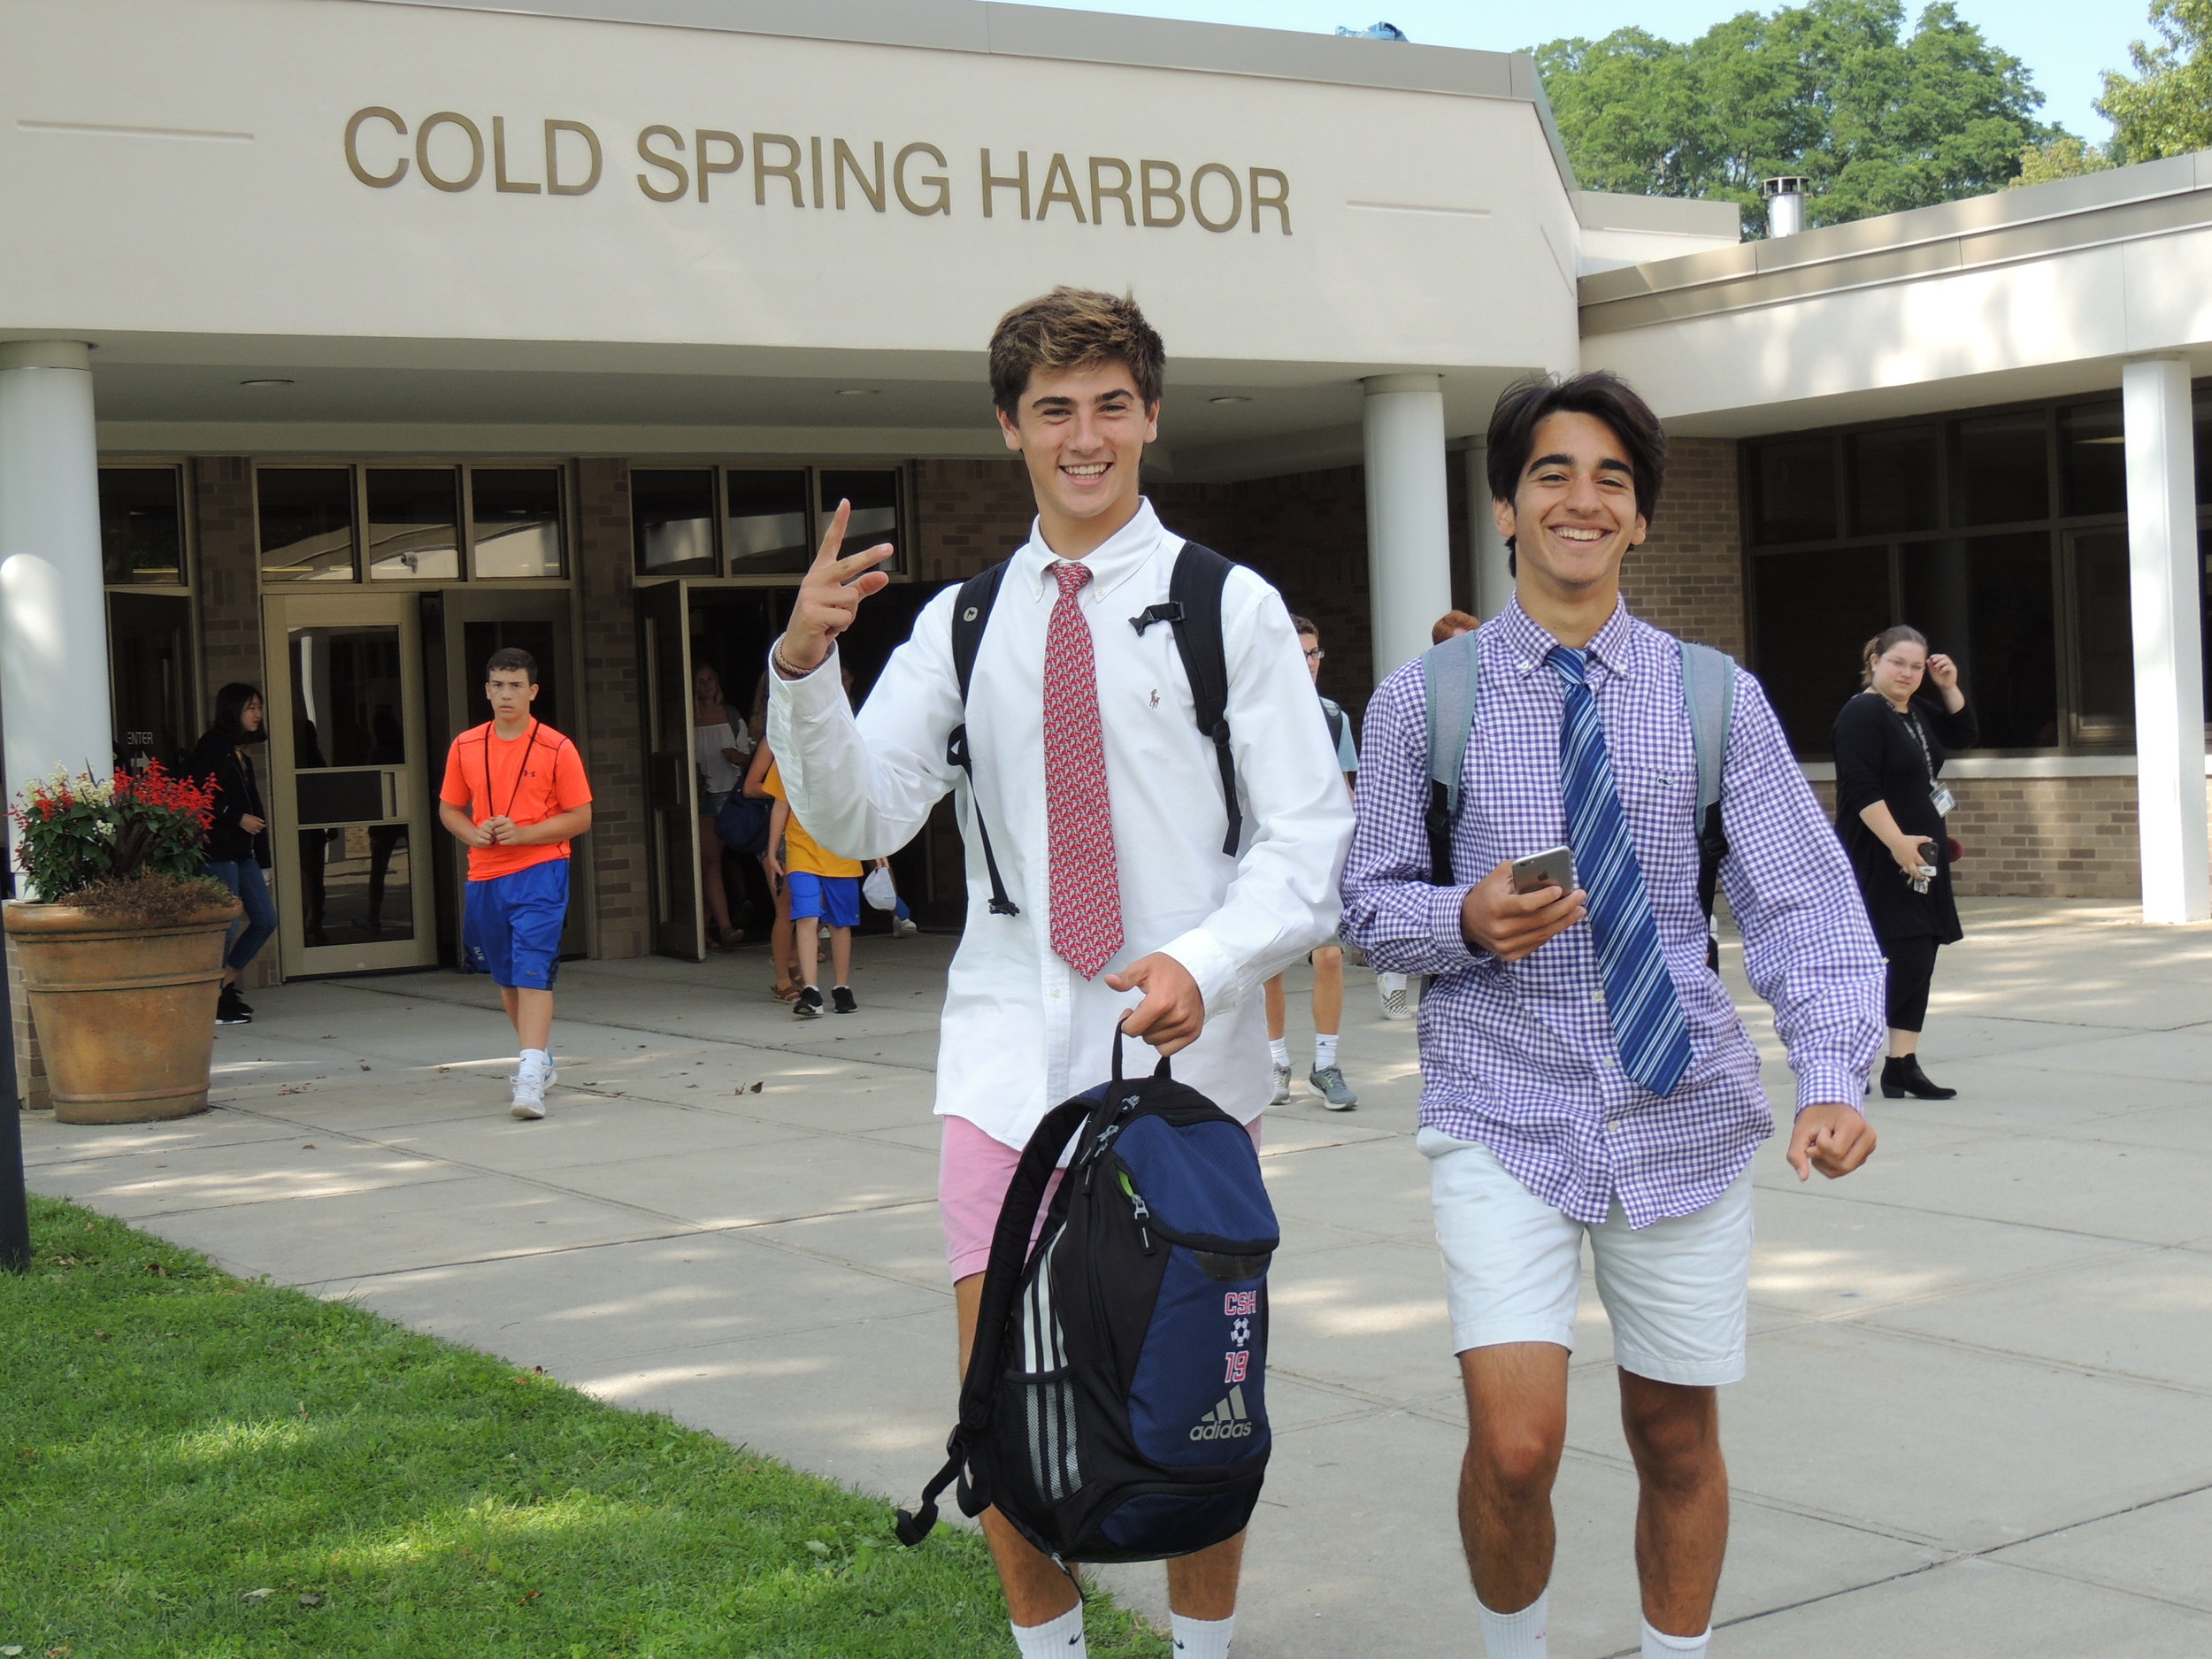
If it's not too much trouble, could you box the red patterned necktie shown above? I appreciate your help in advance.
[1042,560,1124,979]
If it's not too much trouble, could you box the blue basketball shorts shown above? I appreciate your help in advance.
[463,859,570,990]
[786,871,860,928]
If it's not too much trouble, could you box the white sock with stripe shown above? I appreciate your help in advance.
[1171,1610,1233,1657]
[1268,1037,1290,1068]
[1641,1617,1709,1656]
[1010,1601,1085,1656]
[1479,1590,1548,1658]
[1313,1033,1339,1071]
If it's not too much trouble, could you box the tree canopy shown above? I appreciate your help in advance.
[1535,0,2062,235]
[2098,0,2212,161]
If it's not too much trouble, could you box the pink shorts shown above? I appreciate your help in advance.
[940,1110,1264,1283]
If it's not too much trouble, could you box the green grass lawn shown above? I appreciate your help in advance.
[0,1194,1169,1658]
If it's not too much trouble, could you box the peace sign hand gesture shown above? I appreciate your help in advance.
[775,499,896,678]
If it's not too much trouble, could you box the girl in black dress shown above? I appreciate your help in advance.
[1832,626,1978,1099]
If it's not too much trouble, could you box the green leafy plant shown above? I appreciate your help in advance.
[8,763,219,903]
[2099,0,2212,162]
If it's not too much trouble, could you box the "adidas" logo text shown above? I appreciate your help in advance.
[1188,1385,1256,1441]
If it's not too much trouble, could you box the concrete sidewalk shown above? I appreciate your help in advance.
[20,901,2212,1656]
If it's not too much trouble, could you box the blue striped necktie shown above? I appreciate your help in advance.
[1548,646,1693,1097]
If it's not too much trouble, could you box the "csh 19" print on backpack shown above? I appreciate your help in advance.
[896,1026,1279,1563]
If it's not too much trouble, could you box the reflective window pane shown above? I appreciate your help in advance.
[1751,547,1891,754]
[365,467,461,581]
[2070,530,2132,727]
[2059,402,2125,518]
[633,469,716,574]
[1948,411,2048,526]
[471,468,565,579]
[107,591,195,772]
[726,470,811,573]
[1749,439,1837,546]
[258,468,357,581]
[1847,426,1938,536]
[1901,533,2057,748]
[288,626,405,770]
[819,470,902,573]
[98,468,186,585]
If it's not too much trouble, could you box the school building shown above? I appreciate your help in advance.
[3,0,2208,1030]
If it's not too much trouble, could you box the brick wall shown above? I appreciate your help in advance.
[1149,465,1375,707]
[910,458,1036,583]
[574,459,651,959]
[1628,436,1745,659]
[1805,773,2147,901]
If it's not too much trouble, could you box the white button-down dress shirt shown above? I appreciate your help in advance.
[767,499,1354,1151]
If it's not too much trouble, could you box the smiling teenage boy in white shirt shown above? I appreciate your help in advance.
[766,287,1352,1659]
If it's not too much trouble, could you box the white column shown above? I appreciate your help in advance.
[2123,355,2208,924]
[0,342,111,851]
[1362,373,1453,681]
[1464,438,1514,620]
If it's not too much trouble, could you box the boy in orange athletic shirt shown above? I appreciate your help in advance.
[761,756,863,1016]
[437,647,594,1119]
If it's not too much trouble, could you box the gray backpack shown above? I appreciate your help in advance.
[1419,630,1736,971]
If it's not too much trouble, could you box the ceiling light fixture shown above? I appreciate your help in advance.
[836,388,882,396]
[239,378,294,388]
[1210,395,1252,404]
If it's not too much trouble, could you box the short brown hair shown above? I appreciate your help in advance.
[1432,611,1479,643]
[485,646,539,685]
[1290,615,1317,636]
[1486,370,1668,540]
[989,287,1165,418]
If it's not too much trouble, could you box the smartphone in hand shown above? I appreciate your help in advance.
[1510,844,1578,896]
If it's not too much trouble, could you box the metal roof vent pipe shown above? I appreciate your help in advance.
[1762,176,1809,239]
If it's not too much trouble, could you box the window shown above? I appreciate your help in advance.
[365,467,461,581]
[1901,534,2057,749]
[1749,438,1836,546]
[1746,386,2212,755]
[98,467,187,585]
[2060,402,2125,518]
[632,469,717,574]
[1750,547,1893,753]
[258,469,357,581]
[726,470,811,573]
[1948,411,2047,526]
[470,469,565,579]
[1847,426,1939,537]
[820,469,901,561]
[2070,529,2132,730]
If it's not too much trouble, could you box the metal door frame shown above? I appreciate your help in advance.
[263,592,438,976]
[638,580,704,959]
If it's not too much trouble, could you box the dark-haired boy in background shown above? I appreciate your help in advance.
[438,647,593,1120]
[1341,372,1883,1659]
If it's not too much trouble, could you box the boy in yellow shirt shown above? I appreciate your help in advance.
[762,758,861,1017]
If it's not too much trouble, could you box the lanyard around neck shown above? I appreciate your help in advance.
[482,720,541,821]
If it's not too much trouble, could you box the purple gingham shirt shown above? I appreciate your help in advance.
[1340,598,1884,1227]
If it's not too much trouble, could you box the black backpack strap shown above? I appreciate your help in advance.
[1165,542,1240,856]
[895,1090,1097,1547]
[945,560,1019,917]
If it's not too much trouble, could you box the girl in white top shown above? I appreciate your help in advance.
[692,663,750,948]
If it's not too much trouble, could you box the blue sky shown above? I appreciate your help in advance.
[1025,1,2154,143]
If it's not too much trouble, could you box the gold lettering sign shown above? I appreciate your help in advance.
[343,111,1291,234]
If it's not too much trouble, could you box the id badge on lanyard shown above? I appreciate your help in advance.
[1931,783,1956,818]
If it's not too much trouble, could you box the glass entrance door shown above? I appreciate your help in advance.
[265,595,437,974]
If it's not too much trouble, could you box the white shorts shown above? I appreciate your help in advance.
[1418,1126,1754,1387]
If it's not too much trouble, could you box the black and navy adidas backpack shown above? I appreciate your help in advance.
[896,1027,1278,1563]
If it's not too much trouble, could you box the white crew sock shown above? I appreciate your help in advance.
[1268,1037,1290,1069]
[518,1047,549,1074]
[1478,1590,1548,1659]
[1641,1617,1709,1656]
[1313,1033,1340,1071]
[1171,1610,1234,1657]
[1010,1601,1085,1657]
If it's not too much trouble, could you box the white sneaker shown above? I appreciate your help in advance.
[1269,1063,1292,1106]
[891,916,920,938]
[1379,972,1414,1020]
[510,1057,554,1120]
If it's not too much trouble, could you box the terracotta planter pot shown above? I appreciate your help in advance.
[4,894,242,1125]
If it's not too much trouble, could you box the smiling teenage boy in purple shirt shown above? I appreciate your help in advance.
[1340,372,1884,1659]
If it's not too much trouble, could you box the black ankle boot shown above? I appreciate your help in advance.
[1880,1055,1956,1100]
